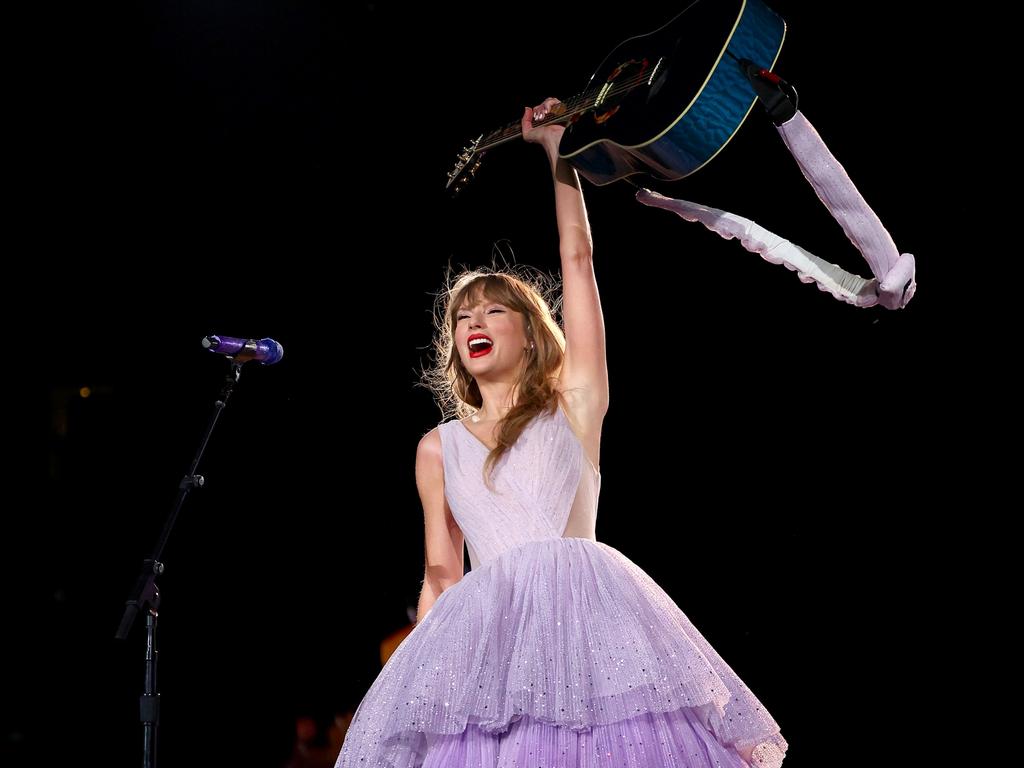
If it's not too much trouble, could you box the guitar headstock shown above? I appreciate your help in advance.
[446,135,485,196]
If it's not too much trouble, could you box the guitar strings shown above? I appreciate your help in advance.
[470,71,654,153]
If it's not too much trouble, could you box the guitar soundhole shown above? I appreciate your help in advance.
[593,58,650,125]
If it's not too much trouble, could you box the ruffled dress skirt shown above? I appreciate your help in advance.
[335,538,787,768]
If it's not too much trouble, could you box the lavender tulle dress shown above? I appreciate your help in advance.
[336,405,787,768]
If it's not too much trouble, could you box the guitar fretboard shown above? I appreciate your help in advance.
[473,67,654,153]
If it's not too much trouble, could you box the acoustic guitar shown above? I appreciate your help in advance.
[447,0,786,193]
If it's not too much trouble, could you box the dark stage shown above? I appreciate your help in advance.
[8,2,981,766]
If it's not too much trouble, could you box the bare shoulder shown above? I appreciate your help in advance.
[417,426,443,474]
[418,425,442,454]
[416,426,450,523]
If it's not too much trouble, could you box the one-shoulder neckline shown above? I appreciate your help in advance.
[454,405,600,478]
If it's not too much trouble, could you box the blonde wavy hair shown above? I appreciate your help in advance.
[419,260,570,491]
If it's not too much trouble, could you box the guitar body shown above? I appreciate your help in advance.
[560,0,786,186]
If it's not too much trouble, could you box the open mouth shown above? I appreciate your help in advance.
[469,337,493,357]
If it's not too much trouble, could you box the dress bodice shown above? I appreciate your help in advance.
[438,405,601,570]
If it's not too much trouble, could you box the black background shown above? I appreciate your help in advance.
[8,2,984,766]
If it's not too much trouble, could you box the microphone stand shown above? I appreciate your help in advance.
[115,358,246,768]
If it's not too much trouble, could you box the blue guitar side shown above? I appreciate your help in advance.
[561,0,786,185]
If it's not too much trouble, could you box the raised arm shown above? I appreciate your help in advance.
[522,99,609,417]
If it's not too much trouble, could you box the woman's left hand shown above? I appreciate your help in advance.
[521,97,565,148]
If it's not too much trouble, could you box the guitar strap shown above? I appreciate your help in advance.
[635,110,916,309]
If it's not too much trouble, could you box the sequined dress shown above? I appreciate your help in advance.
[335,405,787,768]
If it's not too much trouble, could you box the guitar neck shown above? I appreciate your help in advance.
[475,91,595,153]
[448,66,658,191]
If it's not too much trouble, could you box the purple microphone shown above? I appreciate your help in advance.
[202,335,284,365]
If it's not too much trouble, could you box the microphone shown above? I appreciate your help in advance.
[201,335,284,365]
